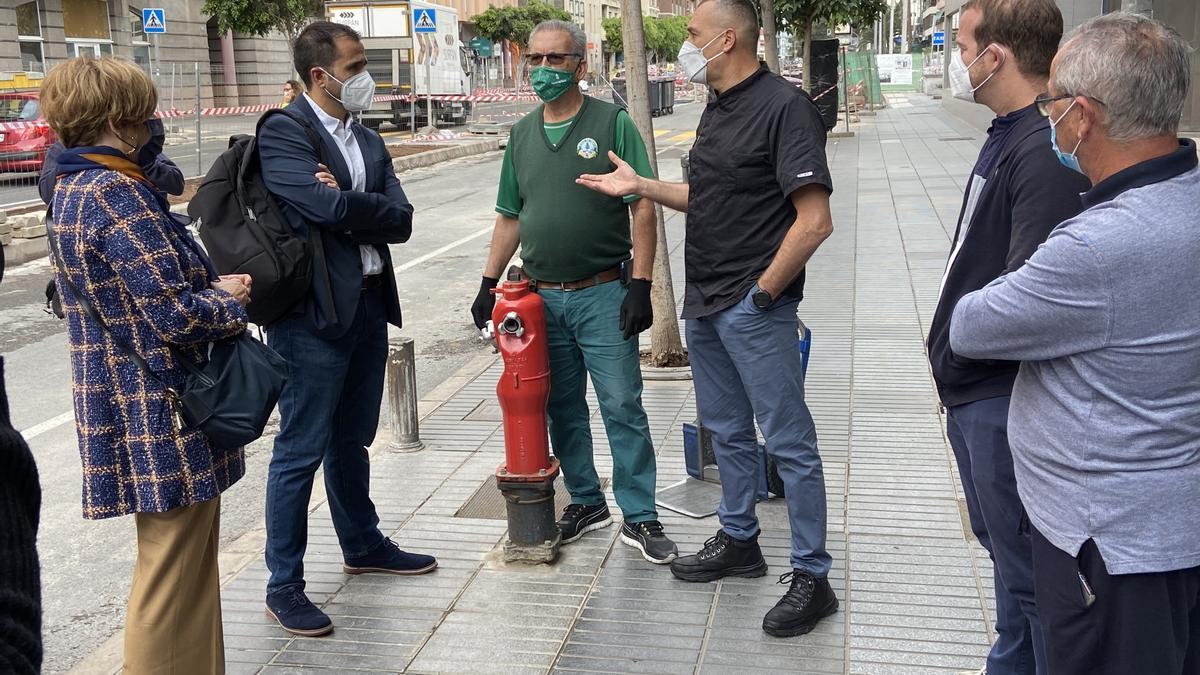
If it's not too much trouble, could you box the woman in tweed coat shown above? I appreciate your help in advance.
[42,57,251,674]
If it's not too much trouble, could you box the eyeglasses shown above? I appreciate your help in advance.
[524,53,582,67]
[1035,93,1106,118]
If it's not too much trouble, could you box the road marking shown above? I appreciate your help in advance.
[394,225,494,274]
[653,129,671,137]
[656,135,696,155]
[20,410,75,441]
[668,131,696,142]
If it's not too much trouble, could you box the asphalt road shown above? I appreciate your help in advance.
[1,100,702,673]
[0,101,542,209]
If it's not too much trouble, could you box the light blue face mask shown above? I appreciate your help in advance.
[1050,99,1084,174]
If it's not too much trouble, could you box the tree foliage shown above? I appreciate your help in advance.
[471,1,572,48]
[649,15,689,61]
[202,0,323,40]
[602,17,623,54]
[601,15,689,61]
[772,0,887,88]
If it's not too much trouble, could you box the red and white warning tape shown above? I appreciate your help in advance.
[0,108,189,132]
[0,93,541,132]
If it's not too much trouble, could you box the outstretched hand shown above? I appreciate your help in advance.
[576,151,641,198]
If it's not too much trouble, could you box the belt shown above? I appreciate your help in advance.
[532,266,621,291]
[361,275,382,290]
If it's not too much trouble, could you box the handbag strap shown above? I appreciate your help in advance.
[45,216,206,390]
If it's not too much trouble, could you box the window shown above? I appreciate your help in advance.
[130,8,146,41]
[132,45,151,71]
[16,1,41,38]
[19,42,44,73]
[17,1,44,74]
[130,9,151,72]
[63,0,112,40]
[0,97,40,123]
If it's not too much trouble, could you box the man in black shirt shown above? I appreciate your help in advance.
[578,0,836,638]
[931,1,1089,672]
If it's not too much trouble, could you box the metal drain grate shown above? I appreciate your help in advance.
[454,474,609,520]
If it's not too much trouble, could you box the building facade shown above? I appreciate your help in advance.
[940,0,1198,131]
[655,0,696,17]
[1,1,297,106]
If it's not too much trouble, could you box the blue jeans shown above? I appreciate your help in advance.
[264,288,388,593]
[947,396,1044,675]
[541,280,658,523]
[686,286,831,576]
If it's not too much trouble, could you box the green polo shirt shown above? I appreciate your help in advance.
[494,99,657,282]
[496,108,654,216]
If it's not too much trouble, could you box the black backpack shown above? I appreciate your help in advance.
[189,108,333,327]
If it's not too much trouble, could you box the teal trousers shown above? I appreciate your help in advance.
[540,280,658,523]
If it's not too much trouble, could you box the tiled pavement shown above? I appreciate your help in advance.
[218,95,1000,674]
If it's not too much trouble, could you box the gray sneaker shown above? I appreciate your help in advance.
[620,520,679,564]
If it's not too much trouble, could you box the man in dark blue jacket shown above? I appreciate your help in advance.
[257,21,433,638]
[929,1,1090,673]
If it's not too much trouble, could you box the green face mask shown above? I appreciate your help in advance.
[531,66,576,102]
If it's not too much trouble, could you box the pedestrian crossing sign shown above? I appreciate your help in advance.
[413,8,437,33]
[143,8,166,34]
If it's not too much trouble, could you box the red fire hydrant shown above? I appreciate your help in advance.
[490,269,561,563]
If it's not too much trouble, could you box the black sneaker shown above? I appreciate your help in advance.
[265,587,333,637]
[620,520,679,564]
[558,502,613,543]
[669,529,768,582]
[762,570,839,637]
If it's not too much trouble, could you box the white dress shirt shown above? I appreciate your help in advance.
[306,93,383,276]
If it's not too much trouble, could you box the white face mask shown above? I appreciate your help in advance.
[321,68,377,112]
[948,46,1001,104]
[677,31,729,85]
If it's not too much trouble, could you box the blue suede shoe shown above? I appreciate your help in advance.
[265,587,333,637]
[344,538,438,576]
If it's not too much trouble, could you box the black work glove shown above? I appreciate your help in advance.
[471,276,499,330]
[620,278,653,340]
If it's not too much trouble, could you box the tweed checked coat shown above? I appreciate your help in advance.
[51,165,248,519]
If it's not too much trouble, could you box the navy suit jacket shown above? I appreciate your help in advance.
[257,96,413,339]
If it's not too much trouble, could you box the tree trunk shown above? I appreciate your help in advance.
[618,0,685,366]
[802,17,814,93]
[761,0,780,73]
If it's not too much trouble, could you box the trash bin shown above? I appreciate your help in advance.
[611,76,665,115]
[658,78,676,115]
[647,78,663,116]
[611,77,628,107]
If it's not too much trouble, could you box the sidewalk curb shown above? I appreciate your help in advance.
[2,139,503,269]
[65,351,501,675]
[392,138,501,173]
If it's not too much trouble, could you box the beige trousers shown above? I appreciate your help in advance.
[123,497,224,675]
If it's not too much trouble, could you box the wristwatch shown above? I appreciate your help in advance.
[752,288,773,310]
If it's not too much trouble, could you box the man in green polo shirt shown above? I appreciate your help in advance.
[470,20,677,565]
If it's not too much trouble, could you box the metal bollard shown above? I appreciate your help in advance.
[386,337,423,451]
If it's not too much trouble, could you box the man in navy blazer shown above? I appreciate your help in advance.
[257,21,435,638]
